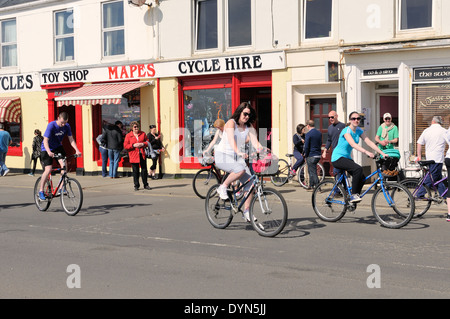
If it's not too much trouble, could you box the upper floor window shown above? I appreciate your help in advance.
[227,0,251,47]
[400,0,433,30]
[195,0,218,50]
[102,0,124,57]
[195,0,252,52]
[1,19,17,67]
[54,9,74,62]
[304,0,332,39]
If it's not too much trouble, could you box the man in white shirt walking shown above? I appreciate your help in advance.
[416,115,447,197]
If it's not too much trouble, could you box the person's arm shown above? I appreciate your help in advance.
[303,134,310,158]
[343,132,377,158]
[68,135,82,156]
[203,130,220,155]
[43,136,53,157]
[361,133,387,157]
[416,143,423,162]
[248,126,263,152]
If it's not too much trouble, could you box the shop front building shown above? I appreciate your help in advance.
[343,42,450,174]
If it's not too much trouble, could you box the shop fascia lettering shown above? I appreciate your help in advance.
[38,51,286,85]
[0,72,39,93]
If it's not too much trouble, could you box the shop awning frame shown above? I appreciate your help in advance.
[54,81,153,107]
[0,97,22,123]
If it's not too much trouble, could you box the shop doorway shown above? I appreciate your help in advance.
[310,98,337,176]
[55,105,78,172]
[240,87,272,149]
[379,94,398,126]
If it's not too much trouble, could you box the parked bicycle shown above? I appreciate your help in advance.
[33,154,83,216]
[205,150,288,237]
[271,153,325,188]
[192,155,224,199]
[312,155,414,229]
[400,160,448,218]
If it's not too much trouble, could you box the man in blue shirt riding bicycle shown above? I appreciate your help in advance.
[38,112,82,200]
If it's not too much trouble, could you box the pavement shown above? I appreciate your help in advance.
[0,171,314,202]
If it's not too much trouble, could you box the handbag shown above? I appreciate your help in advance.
[145,141,157,159]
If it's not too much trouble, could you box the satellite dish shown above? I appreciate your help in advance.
[128,0,152,7]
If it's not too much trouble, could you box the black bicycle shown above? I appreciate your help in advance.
[33,154,83,216]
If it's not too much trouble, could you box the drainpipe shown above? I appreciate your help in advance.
[157,77,162,178]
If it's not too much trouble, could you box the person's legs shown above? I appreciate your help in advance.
[99,147,108,177]
[332,157,365,195]
[112,150,121,178]
[306,156,320,188]
[292,150,304,172]
[131,163,140,189]
[140,155,149,188]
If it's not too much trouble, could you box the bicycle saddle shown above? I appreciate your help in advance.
[418,160,435,166]
[285,153,294,157]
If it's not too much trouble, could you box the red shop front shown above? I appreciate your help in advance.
[178,71,272,169]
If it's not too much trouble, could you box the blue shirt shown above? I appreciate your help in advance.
[0,130,12,152]
[331,126,364,162]
[41,121,72,152]
[304,128,322,158]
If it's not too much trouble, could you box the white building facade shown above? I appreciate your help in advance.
[1,0,448,176]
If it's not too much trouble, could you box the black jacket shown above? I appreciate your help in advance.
[102,124,124,151]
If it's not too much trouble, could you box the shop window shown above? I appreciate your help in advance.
[102,0,124,57]
[227,0,251,47]
[1,19,17,67]
[195,0,253,51]
[54,9,75,62]
[183,87,232,159]
[101,95,140,132]
[413,83,450,155]
[304,0,332,39]
[195,0,218,50]
[400,0,432,30]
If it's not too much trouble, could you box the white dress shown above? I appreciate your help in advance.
[214,120,249,174]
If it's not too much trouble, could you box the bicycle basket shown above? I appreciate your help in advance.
[200,155,214,166]
[252,152,279,176]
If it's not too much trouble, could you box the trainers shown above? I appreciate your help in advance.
[38,191,46,200]
[216,184,228,200]
[350,194,362,203]
[242,210,250,222]
[3,169,9,176]
[446,214,450,222]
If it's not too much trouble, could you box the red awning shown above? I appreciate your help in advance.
[0,97,21,123]
[54,81,151,107]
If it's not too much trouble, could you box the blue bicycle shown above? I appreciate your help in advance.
[311,155,415,229]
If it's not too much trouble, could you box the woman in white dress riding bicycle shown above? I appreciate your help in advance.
[214,102,263,222]
[331,111,387,203]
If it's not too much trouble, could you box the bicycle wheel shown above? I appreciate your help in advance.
[312,180,347,222]
[399,178,432,218]
[270,159,290,186]
[60,177,83,216]
[193,168,220,199]
[205,184,233,229]
[34,176,52,211]
[250,187,288,237]
[371,182,414,229]
[298,162,325,188]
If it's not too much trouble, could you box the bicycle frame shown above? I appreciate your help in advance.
[412,167,448,198]
[327,166,395,207]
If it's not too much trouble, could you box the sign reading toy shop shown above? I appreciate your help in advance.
[39,51,286,85]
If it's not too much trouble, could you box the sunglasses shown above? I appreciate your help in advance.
[384,117,391,120]
[242,112,250,117]
[350,117,361,121]
[328,116,335,119]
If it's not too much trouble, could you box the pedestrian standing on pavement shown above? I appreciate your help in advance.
[415,115,447,198]
[29,129,44,176]
[303,120,322,190]
[375,112,399,151]
[0,123,12,177]
[292,124,306,174]
[124,121,150,191]
[147,124,165,180]
[96,126,109,178]
[103,120,124,178]
[322,110,346,160]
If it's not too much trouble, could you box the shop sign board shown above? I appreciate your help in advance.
[39,51,286,85]
[0,72,40,93]
[363,68,398,76]
[413,66,450,82]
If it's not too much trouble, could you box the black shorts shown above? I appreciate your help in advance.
[40,146,66,167]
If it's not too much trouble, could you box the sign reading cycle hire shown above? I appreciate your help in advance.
[38,51,286,85]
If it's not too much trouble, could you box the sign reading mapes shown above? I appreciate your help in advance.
[39,51,286,85]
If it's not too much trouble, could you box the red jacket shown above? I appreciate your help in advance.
[124,130,149,163]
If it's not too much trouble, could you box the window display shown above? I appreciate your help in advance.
[183,88,232,158]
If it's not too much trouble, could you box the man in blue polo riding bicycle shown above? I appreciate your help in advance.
[38,112,82,200]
